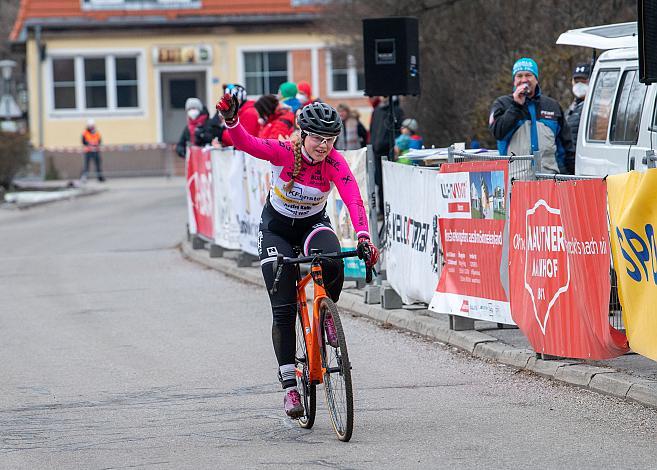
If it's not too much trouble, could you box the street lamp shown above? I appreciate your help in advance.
[0,59,22,131]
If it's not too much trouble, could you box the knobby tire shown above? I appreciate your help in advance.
[319,298,354,442]
[295,308,316,429]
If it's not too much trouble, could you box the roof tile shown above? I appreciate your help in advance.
[11,0,319,40]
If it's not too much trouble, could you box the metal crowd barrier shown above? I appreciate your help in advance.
[533,172,624,332]
[435,147,624,332]
[447,147,537,181]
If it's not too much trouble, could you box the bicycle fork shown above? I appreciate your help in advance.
[298,261,329,385]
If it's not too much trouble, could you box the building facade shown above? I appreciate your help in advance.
[10,0,369,177]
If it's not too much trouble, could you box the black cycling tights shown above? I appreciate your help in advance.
[259,203,344,387]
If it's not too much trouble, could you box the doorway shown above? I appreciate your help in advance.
[160,71,207,143]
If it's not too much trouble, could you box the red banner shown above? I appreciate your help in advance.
[429,160,513,324]
[187,146,214,239]
[509,179,628,359]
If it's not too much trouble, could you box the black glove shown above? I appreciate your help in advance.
[216,93,239,125]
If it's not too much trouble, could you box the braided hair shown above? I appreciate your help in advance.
[284,135,303,192]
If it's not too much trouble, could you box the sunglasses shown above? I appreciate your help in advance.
[304,131,338,146]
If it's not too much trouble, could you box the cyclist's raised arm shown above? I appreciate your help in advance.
[328,150,370,240]
[225,120,289,165]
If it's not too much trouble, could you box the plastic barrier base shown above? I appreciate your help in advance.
[209,244,225,258]
[380,284,403,310]
[449,315,475,331]
[364,285,381,305]
[191,235,206,250]
[237,252,258,268]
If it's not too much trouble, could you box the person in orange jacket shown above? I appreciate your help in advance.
[81,118,105,182]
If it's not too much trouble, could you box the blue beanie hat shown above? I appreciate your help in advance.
[512,57,539,80]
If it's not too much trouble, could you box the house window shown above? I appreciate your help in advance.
[52,58,76,109]
[243,51,288,96]
[327,51,364,96]
[51,54,141,112]
[84,58,107,108]
[115,57,139,108]
[82,0,200,10]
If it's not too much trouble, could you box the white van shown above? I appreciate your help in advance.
[557,22,656,176]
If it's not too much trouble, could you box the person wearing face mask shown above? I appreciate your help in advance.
[566,63,591,149]
[296,80,317,107]
[489,57,575,174]
[217,94,379,420]
[175,97,216,158]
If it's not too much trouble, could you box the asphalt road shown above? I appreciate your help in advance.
[0,178,656,469]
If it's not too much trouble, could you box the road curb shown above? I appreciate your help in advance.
[2,187,107,210]
[180,239,657,410]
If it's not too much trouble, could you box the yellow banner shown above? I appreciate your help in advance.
[608,170,657,361]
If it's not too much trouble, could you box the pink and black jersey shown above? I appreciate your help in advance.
[226,121,370,239]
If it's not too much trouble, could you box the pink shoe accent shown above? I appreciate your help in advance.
[284,388,304,418]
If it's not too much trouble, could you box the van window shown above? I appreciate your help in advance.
[610,69,647,144]
[587,69,619,142]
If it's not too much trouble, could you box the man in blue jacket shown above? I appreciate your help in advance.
[489,58,575,174]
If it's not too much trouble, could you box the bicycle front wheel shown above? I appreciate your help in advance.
[295,308,316,429]
[319,298,353,442]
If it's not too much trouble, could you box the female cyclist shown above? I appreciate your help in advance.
[217,94,379,418]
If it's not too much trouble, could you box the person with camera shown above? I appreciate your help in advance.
[489,57,575,174]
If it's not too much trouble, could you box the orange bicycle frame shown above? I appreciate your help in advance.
[296,262,328,385]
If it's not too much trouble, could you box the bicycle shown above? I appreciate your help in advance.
[270,245,374,442]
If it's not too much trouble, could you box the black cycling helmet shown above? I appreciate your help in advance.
[297,102,342,137]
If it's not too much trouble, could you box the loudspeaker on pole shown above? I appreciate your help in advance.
[362,17,420,96]
[638,0,657,84]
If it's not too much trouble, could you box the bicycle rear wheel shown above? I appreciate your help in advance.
[319,298,353,442]
[295,308,316,428]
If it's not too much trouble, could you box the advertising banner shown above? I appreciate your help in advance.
[211,148,241,250]
[240,152,271,256]
[187,146,214,240]
[429,160,513,324]
[608,170,657,361]
[382,161,442,304]
[326,148,369,279]
[510,179,628,359]
[185,151,197,235]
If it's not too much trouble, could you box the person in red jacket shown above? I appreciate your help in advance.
[217,84,261,146]
[255,94,295,140]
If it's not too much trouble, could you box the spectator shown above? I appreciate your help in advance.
[335,103,367,150]
[278,81,302,113]
[297,80,316,106]
[489,57,575,174]
[394,118,424,156]
[175,98,216,158]
[470,137,481,149]
[218,84,261,146]
[566,63,591,149]
[369,95,404,215]
[81,118,105,182]
[255,94,296,140]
